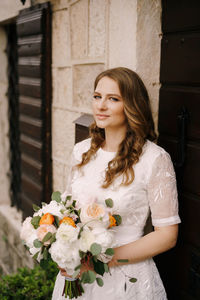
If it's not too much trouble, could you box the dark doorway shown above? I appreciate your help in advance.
[156,1,200,299]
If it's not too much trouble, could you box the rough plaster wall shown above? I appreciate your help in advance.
[0,0,30,23]
[136,0,162,132]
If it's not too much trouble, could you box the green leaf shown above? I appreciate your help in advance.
[87,271,96,283]
[33,239,42,248]
[105,248,114,256]
[32,251,39,260]
[96,277,104,287]
[50,233,56,244]
[117,259,129,263]
[90,243,102,256]
[129,277,137,283]
[72,269,80,279]
[113,214,122,226]
[51,191,61,203]
[92,259,105,276]
[74,264,82,271]
[105,198,114,208]
[31,216,41,229]
[42,232,52,243]
[32,204,41,212]
[54,216,60,228]
[104,263,109,273]
[43,247,48,260]
[78,226,84,239]
[66,195,72,201]
[79,250,85,259]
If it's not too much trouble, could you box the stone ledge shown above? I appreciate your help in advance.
[0,205,34,275]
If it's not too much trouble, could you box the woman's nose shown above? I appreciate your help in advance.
[97,98,107,110]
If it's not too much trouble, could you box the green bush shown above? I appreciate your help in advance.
[0,261,59,300]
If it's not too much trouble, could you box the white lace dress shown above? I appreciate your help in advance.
[52,138,181,300]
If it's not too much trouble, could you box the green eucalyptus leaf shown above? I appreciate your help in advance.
[90,243,102,256]
[51,191,61,203]
[113,214,122,226]
[32,204,41,212]
[105,198,114,208]
[33,239,42,248]
[31,216,41,229]
[66,195,72,201]
[105,248,114,256]
[42,232,52,243]
[104,263,109,273]
[43,247,48,260]
[129,277,137,283]
[74,264,82,271]
[96,277,104,287]
[54,216,60,228]
[87,270,96,283]
[78,226,84,239]
[50,233,56,244]
[32,251,39,260]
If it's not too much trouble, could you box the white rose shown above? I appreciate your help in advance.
[92,227,114,252]
[33,200,67,219]
[80,202,109,228]
[49,241,81,275]
[56,223,79,244]
[20,217,36,242]
[79,227,95,252]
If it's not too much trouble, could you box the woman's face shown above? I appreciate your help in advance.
[92,76,127,131]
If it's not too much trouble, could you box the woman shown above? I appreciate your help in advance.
[52,67,181,299]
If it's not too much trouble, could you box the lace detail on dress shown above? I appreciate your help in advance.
[147,150,181,227]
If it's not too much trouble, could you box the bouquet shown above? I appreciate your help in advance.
[20,191,136,299]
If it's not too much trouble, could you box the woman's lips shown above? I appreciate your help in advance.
[96,114,110,119]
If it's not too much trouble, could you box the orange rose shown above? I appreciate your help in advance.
[108,215,117,228]
[39,213,54,225]
[59,216,76,227]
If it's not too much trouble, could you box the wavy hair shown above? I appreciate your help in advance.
[76,67,157,188]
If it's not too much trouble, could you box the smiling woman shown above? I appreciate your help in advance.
[52,67,181,300]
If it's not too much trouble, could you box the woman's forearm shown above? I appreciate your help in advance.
[108,224,178,267]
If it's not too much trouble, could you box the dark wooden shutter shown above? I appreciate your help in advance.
[17,2,52,219]
[156,1,200,299]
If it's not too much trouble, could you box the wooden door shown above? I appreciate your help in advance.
[156,1,200,299]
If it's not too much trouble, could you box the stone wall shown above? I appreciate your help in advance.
[0,0,162,274]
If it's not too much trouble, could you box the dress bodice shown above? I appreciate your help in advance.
[67,138,180,246]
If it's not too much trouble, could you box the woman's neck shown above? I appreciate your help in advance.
[102,127,127,152]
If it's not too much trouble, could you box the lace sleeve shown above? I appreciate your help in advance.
[147,150,181,227]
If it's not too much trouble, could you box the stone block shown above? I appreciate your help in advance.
[73,64,104,109]
[52,67,72,109]
[109,0,137,69]
[0,0,30,23]
[52,160,65,192]
[52,9,70,67]
[51,0,70,11]
[52,108,79,162]
[70,0,88,59]
[88,0,106,58]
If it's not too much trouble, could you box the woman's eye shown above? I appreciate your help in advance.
[110,97,119,102]
[93,95,101,100]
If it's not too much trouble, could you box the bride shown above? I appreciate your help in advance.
[52,67,180,299]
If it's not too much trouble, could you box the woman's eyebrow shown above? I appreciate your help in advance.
[94,91,122,98]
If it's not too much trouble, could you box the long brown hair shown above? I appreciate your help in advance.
[77,67,157,188]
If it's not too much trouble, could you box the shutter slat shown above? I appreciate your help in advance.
[21,154,42,184]
[21,175,42,203]
[19,96,42,118]
[20,134,42,161]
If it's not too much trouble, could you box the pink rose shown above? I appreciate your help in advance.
[37,224,57,245]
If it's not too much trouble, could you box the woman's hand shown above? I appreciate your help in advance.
[58,260,94,278]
